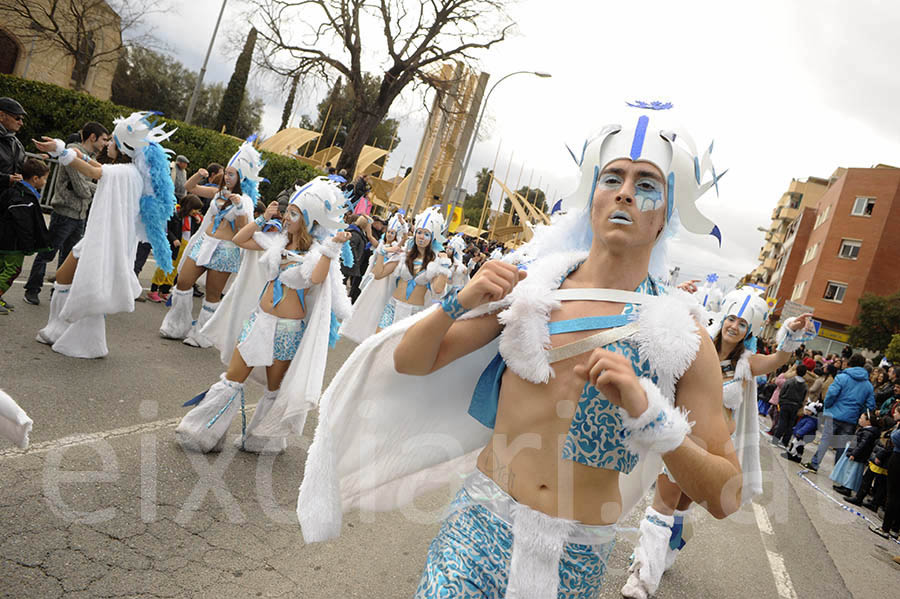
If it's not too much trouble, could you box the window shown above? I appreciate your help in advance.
[814,205,831,229]
[838,239,862,260]
[851,196,876,217]
[802,242,818,265]
[824,281,847,303]
[789,193,802,209]
[791,280,806,301]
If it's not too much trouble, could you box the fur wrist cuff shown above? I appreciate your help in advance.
[426,260,451,280]
[58,149,76,166]
[318,239,342,259]
[48,139,66,158]
[776,317,810,353]
[619,378,692,457]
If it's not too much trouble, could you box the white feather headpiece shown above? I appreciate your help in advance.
[289,177,348,234]
[112,112,175,158]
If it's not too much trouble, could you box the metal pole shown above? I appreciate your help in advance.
[447,71,550,228]
[185,0,228,124]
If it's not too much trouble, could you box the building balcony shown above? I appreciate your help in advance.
[763,258,777,271]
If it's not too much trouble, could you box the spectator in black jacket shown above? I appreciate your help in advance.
[848,415,893,509]
[773,364,808,447]
[342,215,371,303]
[0,158,50,314]
[0,97,26,192]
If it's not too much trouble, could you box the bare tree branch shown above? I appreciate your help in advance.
[245,0,516,173]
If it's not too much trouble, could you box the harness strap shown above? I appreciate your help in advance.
[548,321,640,364]
[549,288,659,305]
[548,314,633,335]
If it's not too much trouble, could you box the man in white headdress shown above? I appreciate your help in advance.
[297,105,742,598]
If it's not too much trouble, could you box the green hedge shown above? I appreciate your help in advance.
[0,74,322,202]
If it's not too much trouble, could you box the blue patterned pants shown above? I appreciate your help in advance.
[416,471,615,598]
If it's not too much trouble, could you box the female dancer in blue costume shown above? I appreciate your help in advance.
[175,178,350,454]
[622,289,813,599]
[371,206,450,333]
[159,141,263,347]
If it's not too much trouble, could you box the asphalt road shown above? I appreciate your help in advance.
[1,258,898,598]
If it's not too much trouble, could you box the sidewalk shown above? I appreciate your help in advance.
[764,423,900,597]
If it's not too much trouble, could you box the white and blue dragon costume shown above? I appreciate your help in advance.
[175,177,352,454]
[37,112,177,358]
[298,105,726,599]
[160,139,265,347]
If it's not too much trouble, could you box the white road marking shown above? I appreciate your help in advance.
[753,501,799,599]
[0,403,257,460]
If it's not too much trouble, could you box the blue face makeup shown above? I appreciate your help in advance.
[635,178,664,212]
[286,208,302,223]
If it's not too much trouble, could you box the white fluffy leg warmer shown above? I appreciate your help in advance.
[175,375,244,453]
[621,507,674,599]
[159,288,194,340]
[183,299,219,348]
[237,388,287,454]
[36,283,71,345]
[52,314,108,359]
[664,507,692,571]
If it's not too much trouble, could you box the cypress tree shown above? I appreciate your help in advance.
[280,74,299,131]
[217,27,257,135]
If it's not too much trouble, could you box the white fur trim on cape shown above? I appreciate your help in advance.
[776,317,805,353]
[0,389,33,449]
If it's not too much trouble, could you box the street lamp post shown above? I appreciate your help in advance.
[185,0,228,124]
[447,70,551,231]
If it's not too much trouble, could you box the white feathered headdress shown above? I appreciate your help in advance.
[289,177,348,235]
[112,112,175,158]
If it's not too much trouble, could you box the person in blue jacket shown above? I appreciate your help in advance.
[805,353,876,472]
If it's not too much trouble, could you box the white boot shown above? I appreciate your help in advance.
[175,375,244,453]
[621,507,674,599]
[183,299,218,348]
[237,388,288,454]
[52,315,108,358]
[159,288,194,339]
[36,283,71,345]
[663,507,692,571]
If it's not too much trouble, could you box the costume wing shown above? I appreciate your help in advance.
[61,164,144,321]
[298,305,496,543]
[339,265,398,344]
[0,389,32,449]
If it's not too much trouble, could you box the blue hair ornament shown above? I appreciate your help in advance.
[743,336,758,353]
[241,177,260,203]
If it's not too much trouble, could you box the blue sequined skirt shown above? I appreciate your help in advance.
[238,311,307,362]
[416,470,615,598]
[189,233,242,273]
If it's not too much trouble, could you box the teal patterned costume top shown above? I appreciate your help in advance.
[468,273,662,475]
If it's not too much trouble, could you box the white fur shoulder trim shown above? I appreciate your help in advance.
[497,251,588,383]
[634,291,701,401]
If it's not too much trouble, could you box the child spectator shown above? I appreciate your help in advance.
[146,195,203,303]
[783,402,821,463]
[870,409,900,539]
[848,415,895,511]
[831,410,880,496]
[0,158,51,314]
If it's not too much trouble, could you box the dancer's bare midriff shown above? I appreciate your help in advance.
[476,298,633,526]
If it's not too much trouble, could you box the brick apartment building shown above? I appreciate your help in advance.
[762,165,900,353]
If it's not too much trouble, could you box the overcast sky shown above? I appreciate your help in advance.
[141,0,900,285]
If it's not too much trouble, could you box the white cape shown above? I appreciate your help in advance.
[61,164,145,321]
[297,250,704,543]
[339,249,401,344]
[732,350,762,504]
[0,389,32,449]
[201,232,352,436]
